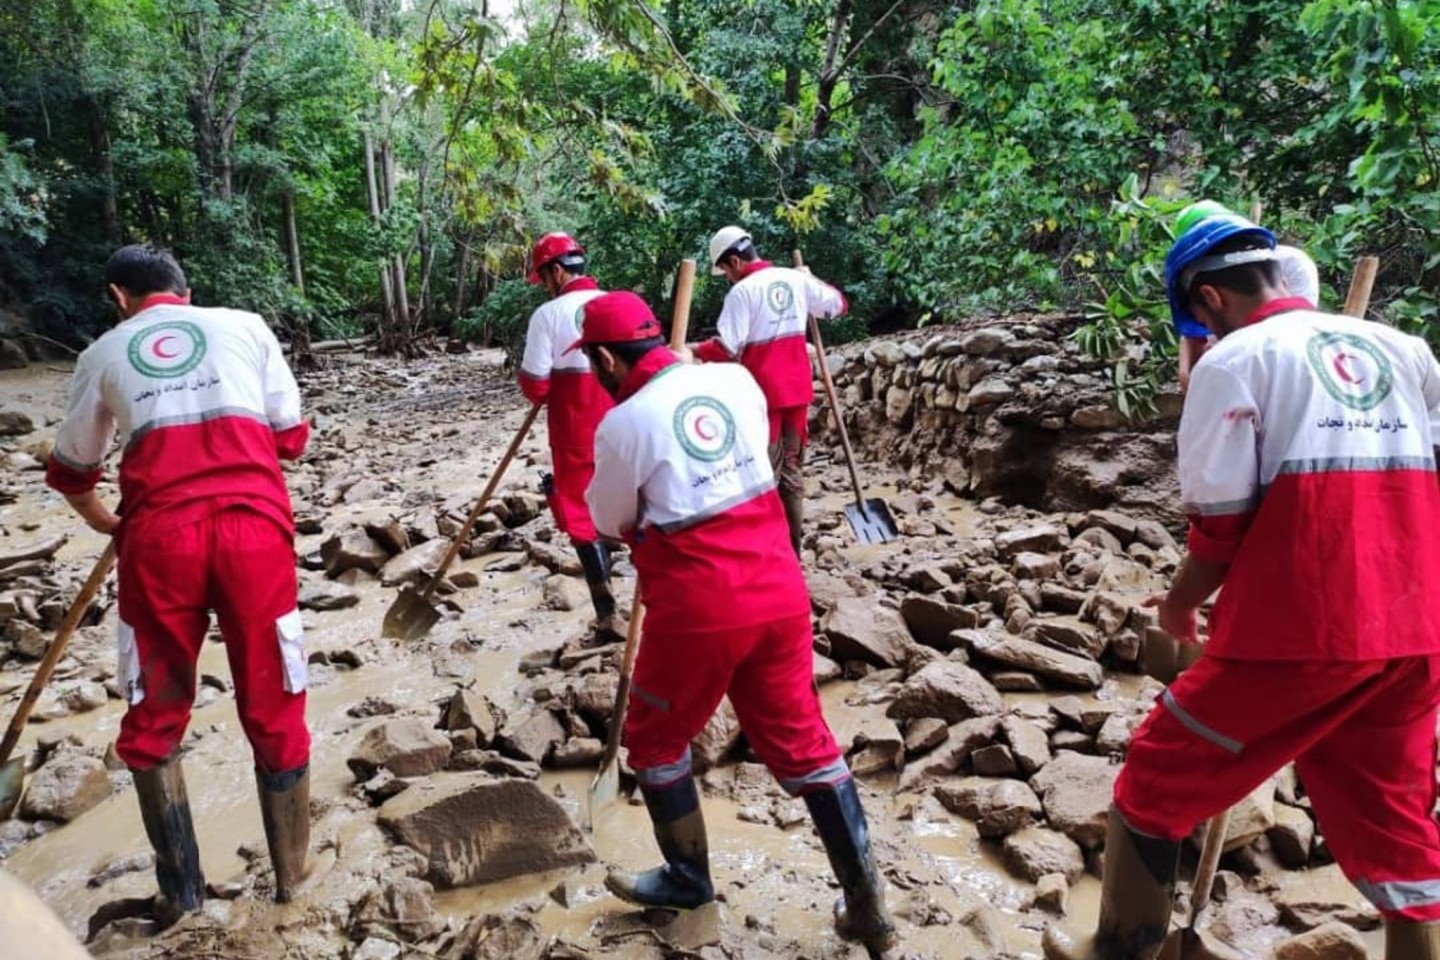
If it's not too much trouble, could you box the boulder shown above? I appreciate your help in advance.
[525,540,584,576]
[321,527,390,577]
[1030,751,1118,849]
[1039,583,1088,615]
[1213,780,1276,852]
[1035,873,1069,914]
[1272,921,1369,960]
[297,580,360,612]
[898,717,1002,790]
[1000,716,1052,776]
[494,707,566,765]
[550,738,604,768]
[542,575,588,612]
[1026,617,1105,659]
[954,630,1103,689]
[1002,827,1085,883]
[820,597,912,668]
[845,716,905,777]
[691,698,742,773]
[1133,520,1178,552]
[887,661,1003,724]
[1095,713,1135,755]
[380,539,451,587]
[935,777,1043,837]
[441,690,499,747]
[444,912,549,960]
[971,744,1017,777]
[1273,866,1382,930]
[351,876,445,942]
[21,753,110,822]
[1082,510,1138,543]
[6,620,49,660]
[813,652,842,685]
[1050,696,1121,733]
[1269,804,1316,869]
[348,719,454,780]
[899,596,981,650]
[903,718,950,759]
[995,524,1065,558]
[1012,552,1060,580]
[379,774,595,888]
[0,411,34,437]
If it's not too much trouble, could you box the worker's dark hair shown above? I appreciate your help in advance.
[586,336,666,367]
[1185,234,1281,305]
[105,244,187,297]
[717,239,758,269]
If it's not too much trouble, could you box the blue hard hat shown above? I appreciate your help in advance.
[1165,213,1276,336]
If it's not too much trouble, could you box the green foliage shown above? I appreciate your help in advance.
[455,279,546,364]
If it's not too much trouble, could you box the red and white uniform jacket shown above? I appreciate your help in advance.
[517,278,613,456]
[45,296,308,534]
[586,350,810,634]
[1180,297,1440,661]
[694,262,846,414]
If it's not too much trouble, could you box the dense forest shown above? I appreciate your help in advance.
[1,0,1436,392]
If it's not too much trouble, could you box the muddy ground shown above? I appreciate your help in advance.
[0,347,1385,959]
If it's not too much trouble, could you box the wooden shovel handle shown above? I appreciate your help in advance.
[1343,256,1380,319]
[420,402,543,602]
[599,599,645,770]
[669,259,697,350]
[0,540,117,766]
[795,249,868,510]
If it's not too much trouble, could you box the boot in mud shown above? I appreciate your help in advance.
[605,776,714,910]
[256,763,312,903]
[1387,919,1440,960]
[779,484,804,556]
[1043,806,1179,960]
[132,755,206,928]
[803,776,898,952]
[576,541,625,641]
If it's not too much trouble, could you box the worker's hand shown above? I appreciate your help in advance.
[1143,592,1199,645]
[88,512,121,536]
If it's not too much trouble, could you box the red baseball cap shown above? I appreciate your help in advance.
[564,291,663,354]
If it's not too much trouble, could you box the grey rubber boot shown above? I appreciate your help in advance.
[605,775,714,910]
[256,763,312,903]
[131,755,206,927]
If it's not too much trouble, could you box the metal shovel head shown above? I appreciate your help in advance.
[0,756,24,821]
[584,760,619,834]
[381,584,442,642]
[845,499,899,543]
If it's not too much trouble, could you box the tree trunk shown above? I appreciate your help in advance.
[380,133,411,346]
[362,129,396,337]
[85,94,119,245]
[453,240,472,320]
[282,189,304,293]
[811,0,854,141]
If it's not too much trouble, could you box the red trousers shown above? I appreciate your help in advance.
[768,406,807,500]
[116,508,310,773]
[1116,653,1440,920]
[548,442,599,544]
[625,613,847,794]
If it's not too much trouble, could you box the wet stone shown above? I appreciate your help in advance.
[1030,751,1118,850]
[991,671,1044,692]
[379,538,451,587]
[550,737,603,768]
[935,777,1042,838]
[903,718,950,759]
[297,579,360,612]
[900,595,982,650]
[348,718,454,780]
[1001,716,1052,776]
[1002,826,1085,883]
[20,752,111,822]
[820,596,912,668]
[1270,803,1316,869]
[888,660,1003,724]
[970,744,1017,777]
[320,527,390,577]
[1035,873,1069,914]
[1272,921,1369,960]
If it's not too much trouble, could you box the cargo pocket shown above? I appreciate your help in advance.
[276,609,307,694]
[116,619,145,705]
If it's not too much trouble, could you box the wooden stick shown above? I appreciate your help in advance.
[1343,256,1380,319]
[669,259,697,350]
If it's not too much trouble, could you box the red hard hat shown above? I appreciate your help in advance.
[527,232,585,284]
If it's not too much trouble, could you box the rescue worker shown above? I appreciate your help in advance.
[1173,199,1320,392]
[691,227,847,555]
[576,291,896,952]
[45,245,313,923]
[517,232,620,635]
[1044,214,1440,960]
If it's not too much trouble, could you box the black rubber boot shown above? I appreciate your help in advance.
[1388,919,1440,960]
[575,541,624,639]
[131,756,206,927]
[256,764,312,903]
[605,776,714,910]
[804,777,898,952]
[1043,806,1179,960]
[779,485,804,556]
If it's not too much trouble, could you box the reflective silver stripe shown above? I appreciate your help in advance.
[126,407,270,448]
[1355,877,1440,913]
[779,758,853,796]
[652,480,778,535]
[635,746,692,788]
[1275,455,1437,475]
[742,330,809,350]
[1115,807,1167,840]
[50,445,102,473]
[270,414,305,430]
[1161,689,1243,754]
[631,683,670,713]
[518,365,549,381]
[1183,495,1259,517]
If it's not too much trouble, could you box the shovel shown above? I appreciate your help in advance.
[1,540,117,820]
[793,250,899,543]
[381,402,543,641]
[584,597,644,832]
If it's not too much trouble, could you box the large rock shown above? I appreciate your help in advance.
[954,630,1102,690]
[1273,865,1381,931]
[898,717,1002,790]
[21,753,110,822]
[349,719,454,780]
[1272,921,1369,960]
[900,595,981,650]
[380,539,452,587]
[442,690,499,747]
[1213,779,1276,852]
[935,777,1042,837]
[1001,716,1052,776]
[298,579,360,612]
[1027,617,1105,659]
[0,411,34,436]
[995,525,1065,558]
[378,773,595,888]
[321,527,391,577]
[888,661,1003,724]
[1030,751,1118,849]
[541,575,588,612]
[1270,803,1315,869]
[691,697,742,773]
[820,597,912,668]
[1002,826,1085,883]
[494,707,566,765]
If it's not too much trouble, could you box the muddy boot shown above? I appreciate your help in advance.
[605,776,714,910]
[803,776,898,952]
[131,756,206,928]
[779,485,804,556]
[576,541,624,640]
[256,764,311,903]
[1043,806,1179,960]
[1387,920,1440,960]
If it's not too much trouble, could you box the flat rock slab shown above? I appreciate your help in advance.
[379,773,595,888]
[1029,751,1118,850]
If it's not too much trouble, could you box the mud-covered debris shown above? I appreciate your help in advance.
[298,579,360,611]
[524,540,583,576]
[21,752,111,822]
[1000,716,1051,776]
[350,875,445,942]
[898,595,981,650]
[380,539,450,587]
[935,777,1042,838]
[541,574,587,612]
[970,743,1017,777]
[1272,920,1369,960]
[443,910,549,960]
[321,526,391,577]
[86,852,152,888]
[441,689,500,747]
[0,410,35,436]
[1035,873,1069,914]
[1026,617,1105,659]
[995,524,1066,557]
[887,660,1003,724]
[1002,825,1085,883]
[551,738,603,769]
[955,630,1102,690]
[348,718,454,780]
[819,596,912,668]
[902,718,949,759]
[1030,751,1118,850]
[495,705,565,765]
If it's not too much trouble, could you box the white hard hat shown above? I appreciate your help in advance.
[708,226,752,275]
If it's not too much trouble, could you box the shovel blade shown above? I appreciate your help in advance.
[845,499,900,543]
[381,585,442,642]
[584,761,619,834]
[0,757,24,821]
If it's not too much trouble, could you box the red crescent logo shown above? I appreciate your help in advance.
[152,335,180,360]
[694,414,717,441]
[1332,352,1364,385]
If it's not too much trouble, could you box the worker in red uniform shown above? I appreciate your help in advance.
[692,227,847,555]
[517,232,619,635]
[578,291,896,952]
[1045,214,1440,960]
[46,245,313,923]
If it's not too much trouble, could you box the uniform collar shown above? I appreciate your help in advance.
[738,259,773,280]
[560,276,600,294]
[1243,296,1313,327]
[137,292,190,312]
[617,346,680,403]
